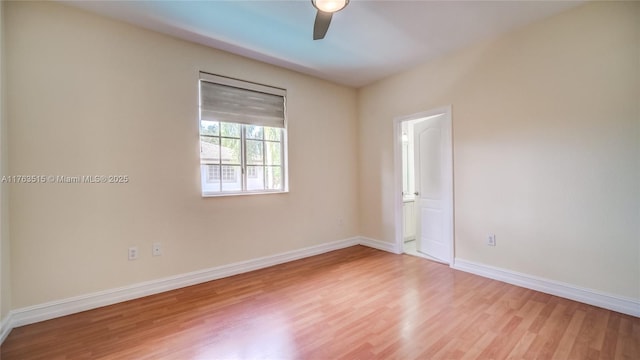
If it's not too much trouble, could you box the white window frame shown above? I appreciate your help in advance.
[199,73,289,197]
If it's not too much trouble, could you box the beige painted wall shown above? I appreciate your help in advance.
[358,1,640,299]
[6,1,359,308]
[3,0,639,314]
[0,0,11,321]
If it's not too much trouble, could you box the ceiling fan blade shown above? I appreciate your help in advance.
[313,10,333,40]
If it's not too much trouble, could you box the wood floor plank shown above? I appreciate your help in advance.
[1,246,638,359]
[553,309,587,359]
[506,331,539,359]
[525,303,571,358]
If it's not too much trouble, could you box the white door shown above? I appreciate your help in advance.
[413,114,452,263]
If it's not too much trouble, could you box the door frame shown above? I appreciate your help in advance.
[393,105,454,264]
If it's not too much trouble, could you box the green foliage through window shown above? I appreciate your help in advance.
[200,121,285,195]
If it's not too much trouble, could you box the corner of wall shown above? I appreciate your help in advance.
[0,0,13,342]
[354,87,365,237]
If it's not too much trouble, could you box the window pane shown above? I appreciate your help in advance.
[246,125,264,140]
[200,120,219,136]
[246,166,264,191]
[201,165,220,193]
[246,140,264,165]
[220,122,241,138]
[207,165,220,181]
[265,141,281,165]
[220,138,241,164]
[221,165,242,191]
[266,166,282,190]
[264,127,281,141]
[200,136,220,164]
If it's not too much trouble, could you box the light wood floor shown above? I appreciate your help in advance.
[2,246,638,359]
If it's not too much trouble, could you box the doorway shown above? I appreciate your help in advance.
[394,106,453,264]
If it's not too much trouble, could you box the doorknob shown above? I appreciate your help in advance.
[414,192,419,196]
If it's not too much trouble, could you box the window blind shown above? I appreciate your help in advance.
[199,73,286,128]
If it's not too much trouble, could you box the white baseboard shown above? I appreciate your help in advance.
[453,258,640,318]
[0,312,13,344]
[6,239,633,345]
[2,236,361,341]
[358,236,402,254]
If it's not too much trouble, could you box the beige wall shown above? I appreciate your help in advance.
[0,0,11,321]
[3,0,639,314]
[358,1,640,299]
[6,1,359,308]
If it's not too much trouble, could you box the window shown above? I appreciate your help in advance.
[199,73,288,196]
[247,166,258,179]
[207,166,218,182]
[206,166,237,183]
[221,166,236,182]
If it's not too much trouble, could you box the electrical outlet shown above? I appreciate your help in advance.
[487,234,496,246]
[152,242,162,256]
[128,246,139,260]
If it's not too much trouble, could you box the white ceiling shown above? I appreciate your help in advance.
[62,0,584,88]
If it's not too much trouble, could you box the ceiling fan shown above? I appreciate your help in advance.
[311,0,350,40]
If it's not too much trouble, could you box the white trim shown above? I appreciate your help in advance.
[0,312,13,344]
[393,118,405,258]
[5,237,360,334]
[453,258,640,318]
[393,106,454,264]
[2,240,637,345]
[359,236,402,254]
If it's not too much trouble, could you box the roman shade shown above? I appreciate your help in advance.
[199,73,286,128]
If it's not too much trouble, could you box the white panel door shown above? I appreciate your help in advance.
[413,114,452,263]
